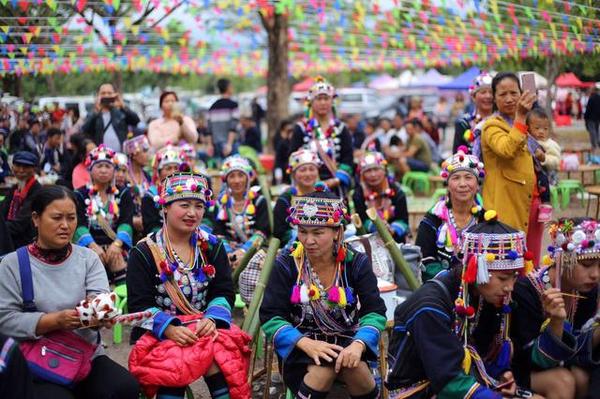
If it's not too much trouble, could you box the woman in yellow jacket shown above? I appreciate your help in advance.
[481,72,539,260]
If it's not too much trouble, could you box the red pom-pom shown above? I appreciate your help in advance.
[463,255,477,284]
[524,251,534,261]
[336,247,346,263]
[466,306,475,317]
[203,265,216,278]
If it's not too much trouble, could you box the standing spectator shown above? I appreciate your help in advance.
[71,138,97,189]
[81,82,140,152]
[421,114,440,145]
[147,91,198,149]
[51,101,65,125]
[273,119,293,185]
[481,72,537,256]
[8,117,41,156]
[344,113,366,152]
[251,97,265,133]
[584,87,600,150]
[207,78,239,159]
[40,128,70,179]
[450,92,466,120]
[239,111,262,153]
[0,151,41,253]
[453,72,494,153]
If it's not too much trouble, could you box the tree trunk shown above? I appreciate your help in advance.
[545,56,564,118]
[261,10,289,153]
[45,75,57,96]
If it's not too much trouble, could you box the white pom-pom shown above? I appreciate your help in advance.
[153,195,160,203]
[572,230,586,245]
[595,229,600,242]
[556,233,566,245]
[567,243,576,251]
[84,199,90,205]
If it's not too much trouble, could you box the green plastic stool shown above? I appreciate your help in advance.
[113,284,128,344]
[402,171,430,194]
[557,179,585,210]
[549,186,560,210]
[235,293,246,309]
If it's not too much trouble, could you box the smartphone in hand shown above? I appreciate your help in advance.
[521,73,536,93]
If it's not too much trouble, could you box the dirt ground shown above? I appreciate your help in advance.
[105,123,594,398]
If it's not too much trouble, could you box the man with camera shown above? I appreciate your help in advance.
[81,83,140,152]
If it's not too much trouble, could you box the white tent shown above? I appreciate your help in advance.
[410,69,452,87]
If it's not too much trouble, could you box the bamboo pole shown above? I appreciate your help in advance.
[366,208,420,291]
[232,238,262,285]
[242,237,281,333]
[351,213,367,236]
[258,174,275,233]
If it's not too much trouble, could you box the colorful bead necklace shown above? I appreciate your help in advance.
[84,183,120,224]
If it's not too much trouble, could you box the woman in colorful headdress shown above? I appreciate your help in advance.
[141,145,189,236]
[353,150,409,242]
[123,135,152,233]
[416,146,486,281]
[260,189,386,399]
[452,71,494,154]
[289,76,354,196]
[273,148,322,249]
[510,218,600,398]
[73,145,134,285]
[213,155,269,269]
[127,172,250,399]
[387,212,530,399]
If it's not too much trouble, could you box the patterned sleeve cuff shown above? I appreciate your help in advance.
[116,228,132,248]
[532,324,577,368]
[353,326,380,357]
[335,170,351,188]
[273,325,304,361]
[205,297,232,328]
[152,311,181,340]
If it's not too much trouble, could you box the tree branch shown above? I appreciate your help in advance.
[74,7,110,46]
[132,2,154,26]
[148,1,185,28]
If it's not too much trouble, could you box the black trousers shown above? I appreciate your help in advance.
[0,334,34,399]
[32,355,139,399]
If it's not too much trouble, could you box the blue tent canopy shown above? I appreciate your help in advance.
[438,66,480,90]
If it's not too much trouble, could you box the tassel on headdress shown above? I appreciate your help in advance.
[464,255,478,284]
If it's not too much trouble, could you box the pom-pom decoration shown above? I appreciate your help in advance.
[484,210,498,221]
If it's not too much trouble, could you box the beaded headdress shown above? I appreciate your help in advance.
[357,151,387,175]
[153,145,185,171]
[180,143,197,162]
[547,219,600,272]
[440,146,485,183]
[461,210,529,286]
[469,71,493,95]
[287,184,350,227]
[85,145,116,170]
[306,76,336,102]
[114,153,128,170]
[157,172,213,207]
[287,148,321,175]
[221,155,255,182]
[123,135,149,156]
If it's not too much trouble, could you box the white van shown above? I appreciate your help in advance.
[37,96,95,118]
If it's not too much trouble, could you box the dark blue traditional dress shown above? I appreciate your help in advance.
[260,247,386,393]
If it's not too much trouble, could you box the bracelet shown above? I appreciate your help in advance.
[113,240,123,248]
[514,121,528,134]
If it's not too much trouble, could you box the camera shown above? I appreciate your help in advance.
[100,96,116,107]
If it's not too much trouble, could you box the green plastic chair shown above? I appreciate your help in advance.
[402,171,430,194]
[549,185,560,210]
[113,284,128,344]
[556,179,585,210]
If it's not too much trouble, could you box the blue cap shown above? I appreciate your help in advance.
[13,151,39,167]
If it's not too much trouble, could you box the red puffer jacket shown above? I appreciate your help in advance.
[129,315,252,398]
